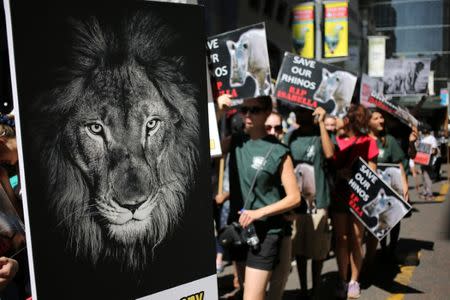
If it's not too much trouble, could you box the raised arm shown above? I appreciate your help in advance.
[312,107,334,159]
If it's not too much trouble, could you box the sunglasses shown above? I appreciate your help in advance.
[265,125,283,133]
[239,106,265,115]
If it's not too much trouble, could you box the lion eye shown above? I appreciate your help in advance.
[146,118,161,136]
[88,123,103,135]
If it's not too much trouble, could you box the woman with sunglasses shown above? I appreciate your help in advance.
[264,111,284,142]
[219,94,300,300]
[331,104,378,299]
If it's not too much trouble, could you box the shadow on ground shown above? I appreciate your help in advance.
[281,238,433,299]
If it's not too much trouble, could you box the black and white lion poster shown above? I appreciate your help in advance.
[383,58,431,96]
[274,52,357,117]
[4,0,217,299]
[207,23,271,104]
[348,158,411,241]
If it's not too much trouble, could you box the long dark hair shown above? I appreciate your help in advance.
[345,104,370,136]
[368,108,388,146]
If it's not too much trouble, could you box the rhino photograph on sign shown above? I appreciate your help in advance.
[274,52,357,117]
[207,23,271,103]
[5,0,216,299]
[348,158,411,240]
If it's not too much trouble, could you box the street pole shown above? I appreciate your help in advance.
[315,0,322,61]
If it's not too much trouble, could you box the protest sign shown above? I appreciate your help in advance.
[207,23,271,104]
[292,2,314,59]
[348,158,411,240]
[360,74,384,108]
[377,163,404,197]
[414,143,433,166]
[208,102,222,158]
[274,52,356,117]
[367,93,419,128]
[383,58,431,96]
[4,1,217,299]
[206,61,222,158]
[323,1,348,58]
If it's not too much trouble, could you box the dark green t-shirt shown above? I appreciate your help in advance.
[376,134,405,164]
[285,130,330,209]
[229,133,289,234]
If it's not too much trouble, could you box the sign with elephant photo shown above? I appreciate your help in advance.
[383,58,431,96]
[207,23,272,104]
[348,158,411,241]
[274,52,356,117]
[5,1,217,299]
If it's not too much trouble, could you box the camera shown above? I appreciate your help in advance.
[218,222,260,251]
[242,223,260,251]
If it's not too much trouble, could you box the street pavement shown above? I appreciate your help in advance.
[217,165,450,299]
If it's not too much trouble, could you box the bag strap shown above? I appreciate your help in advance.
[243,143,276,209]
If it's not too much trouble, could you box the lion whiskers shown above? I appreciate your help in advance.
[56,203,99,228]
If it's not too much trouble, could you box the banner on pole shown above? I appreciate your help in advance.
[323,1,348,58]
[292,2,315,59]
[5,1,217,299]
[207,23,271,104]
[274,52,356,117]
[368,36,387,78]
[348,158,411,240]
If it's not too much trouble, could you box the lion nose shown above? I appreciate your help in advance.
[121,202,145,214]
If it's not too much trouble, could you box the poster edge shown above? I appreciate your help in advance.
[2,0,39,298]
[352,157,412,241]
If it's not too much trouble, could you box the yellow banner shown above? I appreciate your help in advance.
[324,1,348,58]
[292,2,314,59]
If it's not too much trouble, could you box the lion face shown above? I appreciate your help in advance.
[34,12,200,270]
[64,67,178,242]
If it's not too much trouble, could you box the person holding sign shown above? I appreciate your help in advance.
[330,105,378,299]
[419,124,439,201]
[365,109,409,271]
[220,95,300,300]
[284,106,334,299]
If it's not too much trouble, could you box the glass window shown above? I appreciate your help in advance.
[389,27,447,53]
[373,1,445,28]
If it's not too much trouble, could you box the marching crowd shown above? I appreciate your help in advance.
[212,93,441,300]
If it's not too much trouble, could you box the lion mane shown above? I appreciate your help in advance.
[30,11,200,271]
